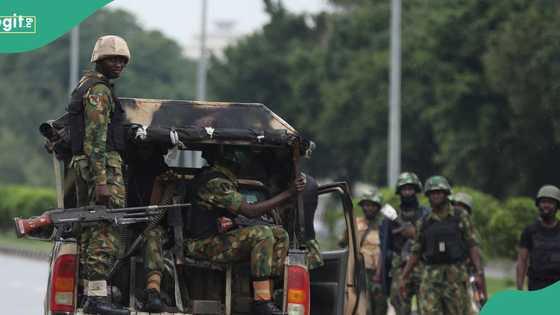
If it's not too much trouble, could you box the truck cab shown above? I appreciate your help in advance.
[37,99,366,315]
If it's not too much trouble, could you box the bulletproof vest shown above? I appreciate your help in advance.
[187,168,236,240]
[529,225,560,279]
[421,208,467,265]
[391,206,425,253]
[67,73,126,155]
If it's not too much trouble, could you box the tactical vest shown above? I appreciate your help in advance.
[67,74,126,155]
[529,225,560,279]
[187,168,237,240]
[421,208,467,265]
[391,207,426,254]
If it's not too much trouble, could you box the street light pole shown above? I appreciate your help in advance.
[191,0,208,167]
[69,26,80,93]
[388,0,402,187]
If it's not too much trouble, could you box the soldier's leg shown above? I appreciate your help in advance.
[185,225,283,315]
[389,258,406,315]
[419,275,444,315]
[305,239,325,270]
[409,265,423,315]
[270,226,289,277]
[371,286,388,315]
[143,225,166,312]
[442,281,469,315]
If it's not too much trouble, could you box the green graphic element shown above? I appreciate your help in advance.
[0,0,111,53]
[481,282,560,314]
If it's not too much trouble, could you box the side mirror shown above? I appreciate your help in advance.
[380,204,398,221]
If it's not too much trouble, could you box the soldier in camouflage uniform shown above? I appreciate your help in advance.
[357,193,388,315]
[452,192,486,314]
[378,172,429,315]
[68,35,130,315]
[400,176,486,315]
[184,147,306,315]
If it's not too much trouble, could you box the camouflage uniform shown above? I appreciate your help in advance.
[356,217,388,315]
[73,71,125,280]
[184,164,289,279]
[412,205,478,315]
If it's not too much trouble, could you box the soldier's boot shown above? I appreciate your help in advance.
[252,279,285,315]
[82,280,129,315]
[143,272,163,312]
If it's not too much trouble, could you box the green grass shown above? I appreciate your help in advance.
[487,277,516,296]
[0,231,52,253]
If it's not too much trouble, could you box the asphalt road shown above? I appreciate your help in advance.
[0,255,48,314]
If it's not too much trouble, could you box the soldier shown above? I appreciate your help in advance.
[452,192,487,313]
[516,185,560,291]
[400,176,486,315]
[184,147,305,315]
[357,193,388,315]
[68,35,130,315]
[378,172,429,315]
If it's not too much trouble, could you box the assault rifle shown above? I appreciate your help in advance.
[14,203,191,238]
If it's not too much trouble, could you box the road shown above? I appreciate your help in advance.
[0,255,48,314]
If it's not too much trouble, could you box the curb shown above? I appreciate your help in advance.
[0,245,50,261]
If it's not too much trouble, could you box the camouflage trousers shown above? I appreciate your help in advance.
[419,264,470,315]
[365,269,388,315]
[305,239,324,270]
[143,225,166,278]
[390,256,422,315]
[185,225,289,279]
[74,153,125,281]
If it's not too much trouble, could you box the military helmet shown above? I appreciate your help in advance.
[395,172,422,194]
[424,175,452,195]
[535,185,560,205]
[453,192,473,209]
[91,35,131,63]
[359,192,384,208]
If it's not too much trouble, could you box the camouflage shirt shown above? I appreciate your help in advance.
[195,164,244,213]
[80,71,119,185]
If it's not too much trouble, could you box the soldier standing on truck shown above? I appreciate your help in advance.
[399,176,485,315]
[68,35,163,314]
[185,147,306,315]
[377,172,429,315]
[516,185,560,291]
[357,193,388,315]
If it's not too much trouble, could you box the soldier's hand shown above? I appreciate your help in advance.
[95,184,111,205]
[293,173,307,192]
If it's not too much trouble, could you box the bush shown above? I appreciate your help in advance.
[0,185,56,230]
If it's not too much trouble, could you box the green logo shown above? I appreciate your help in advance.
[0,14,36,34]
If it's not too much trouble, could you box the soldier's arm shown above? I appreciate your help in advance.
[83,84,113,185]
[463,213,487,297]
[401,219,423,282]
[516,248,529,290]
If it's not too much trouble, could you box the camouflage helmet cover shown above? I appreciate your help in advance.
[536,185,560,205]
[359,192,384,207]
[91,35,131,63]
[424,175,452,195]
[396,172,422,194]
[453,192,473,209]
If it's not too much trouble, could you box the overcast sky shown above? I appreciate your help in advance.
[107,0,329,52]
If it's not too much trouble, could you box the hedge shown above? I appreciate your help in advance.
[0,185,56,230]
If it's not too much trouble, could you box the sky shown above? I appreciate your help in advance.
[107,0,329,56]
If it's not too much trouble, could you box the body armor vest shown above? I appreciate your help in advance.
[390,207,425,254]
[67,74,126,155]
[187,169,237,240]
[529,225,560,279]
[421,209,467,265]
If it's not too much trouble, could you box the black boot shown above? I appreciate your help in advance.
[82,296,129,315]
[253,300,285,315]
[143,288,164,312]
